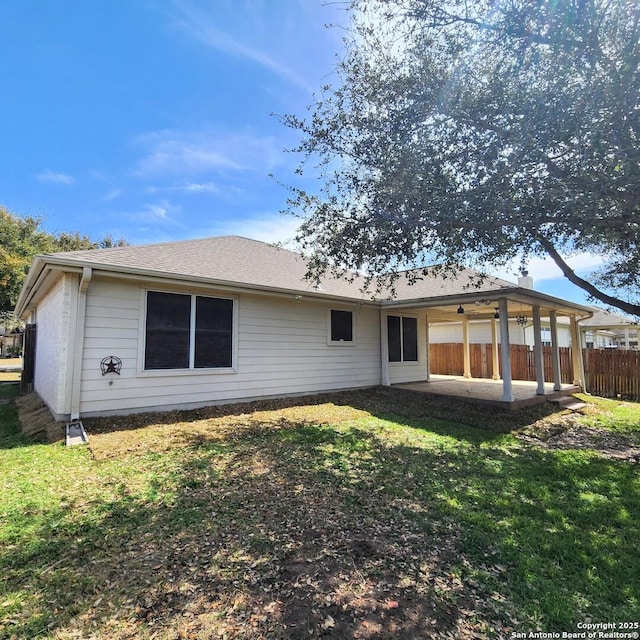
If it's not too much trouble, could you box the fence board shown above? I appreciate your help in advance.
[430,343,573,383]
[20,323,36,394]
[583,349,640,400]
[429,343,640,399]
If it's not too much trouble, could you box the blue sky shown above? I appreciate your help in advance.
[0,0,602,307]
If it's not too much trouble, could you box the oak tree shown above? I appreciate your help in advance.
[284,0,640,315]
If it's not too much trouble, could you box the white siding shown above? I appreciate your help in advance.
[34,273,78,418]
[79,278,381,416]
[428,319,572,347]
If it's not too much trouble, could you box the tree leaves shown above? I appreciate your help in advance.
[283,0,640,315]
[0,207,127,313]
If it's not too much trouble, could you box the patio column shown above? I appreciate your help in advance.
[380,310,390,386]
[624,327,630,350]
[549,310,562,391]
[424,315,431,382]
[532,305,545,395]
[570,317,585,387]
[462,316,471,378]
[491,317,500,380]
[498,298,513,402]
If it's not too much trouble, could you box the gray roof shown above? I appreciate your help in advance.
[582,306,639,328]
[43,235,517,301]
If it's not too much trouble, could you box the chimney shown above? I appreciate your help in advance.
[518,269,534,289]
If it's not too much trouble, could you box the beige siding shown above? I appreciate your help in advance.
[34,273,78,417]
[79,278,381,416]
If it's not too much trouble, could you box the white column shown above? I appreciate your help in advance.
[462,316,471,378]
[570,316,585,387]
[491,317,500,380]
[624,328,630,350]
[380,310,390,386]
[498,298,513,402]
[532,305,545,395]
[549,310,562,391]
[424,315,431,382]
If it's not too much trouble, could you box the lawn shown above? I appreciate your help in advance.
[1,384,638,639]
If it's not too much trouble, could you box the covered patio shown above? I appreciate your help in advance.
[380,276,593,408]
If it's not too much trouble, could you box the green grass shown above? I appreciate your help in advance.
[576,393,640,435]
[0,386,639,639]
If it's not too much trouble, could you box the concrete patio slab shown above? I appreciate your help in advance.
[395,375,581,410]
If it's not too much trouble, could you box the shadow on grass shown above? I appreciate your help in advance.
[0,383,31,450]
[2,412,638,639]
[83,386,562,446]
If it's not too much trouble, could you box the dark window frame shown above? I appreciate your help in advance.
[144,290,235,371]
[328,308,356,345]
[329,309,354,343]
[387,315,419,363]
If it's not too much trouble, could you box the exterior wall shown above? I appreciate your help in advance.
[78,277,382,416]
[33,273,78,417]
[387,313,430,385]
[428,319,572,348]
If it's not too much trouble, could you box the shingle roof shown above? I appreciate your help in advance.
[43,235,517,302]
[582,306,639,327]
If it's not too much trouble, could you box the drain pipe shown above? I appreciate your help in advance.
[69,267,92,421]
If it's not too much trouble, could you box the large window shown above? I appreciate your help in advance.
[145,291,233,370]
[329,309,354,343]
[387,315,418,362]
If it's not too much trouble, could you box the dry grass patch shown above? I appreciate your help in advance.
[85,394,374,461]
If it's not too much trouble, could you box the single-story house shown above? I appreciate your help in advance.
[15,235,594,420]
[580,307,639,350]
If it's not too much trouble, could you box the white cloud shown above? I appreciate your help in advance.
[133,128,285,178]
[146,181,222,195]
[170,1,316,94]
[36,170,75,185]
[104,188,123,201]
[122,199,184,227]
[491,252,606,284]
[209,211,302,245]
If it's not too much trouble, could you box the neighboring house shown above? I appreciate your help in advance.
[0,327,23,357]
[429,316,574,348]
[428,281,636,351]
[15,236,593,420]
[580,307,639,350]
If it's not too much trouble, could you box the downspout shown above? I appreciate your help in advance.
[69,267,92,421]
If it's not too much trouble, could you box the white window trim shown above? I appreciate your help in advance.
[327,307,357,346]
[137,288,239,376]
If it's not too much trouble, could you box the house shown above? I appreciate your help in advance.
[15,236,593,420]
[428,279,633,350]
[580,307,639,350]
[0,326,23,357]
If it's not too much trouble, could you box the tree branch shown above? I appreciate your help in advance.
[536,236,640,316]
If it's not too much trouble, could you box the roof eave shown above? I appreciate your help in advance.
[22,255,378,306]
[381,286,594,317]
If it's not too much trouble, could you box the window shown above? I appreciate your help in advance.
[330,309,353,342]
[145,291,233,370]
[387,315,418,362]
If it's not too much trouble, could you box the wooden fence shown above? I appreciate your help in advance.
[20,323,36,394]
[582,348,640,400]
[429,343,640,400]
[429,343,573,384]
